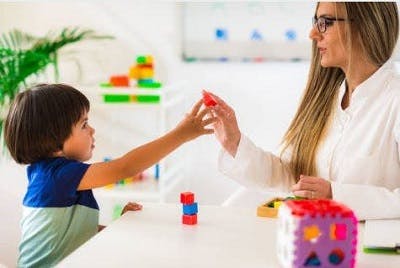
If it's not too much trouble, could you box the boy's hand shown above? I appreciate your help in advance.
[175,99,217,142]
[121,202,143,215]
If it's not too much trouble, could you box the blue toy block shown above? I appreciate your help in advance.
[183,202,198,215]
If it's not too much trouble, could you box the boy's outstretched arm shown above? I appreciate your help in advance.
[78,99,216,190]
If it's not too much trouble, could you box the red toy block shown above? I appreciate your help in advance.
[110,75,130,87]
[202,90,217,107]
[182,214,197,225]
[180,192,194,204]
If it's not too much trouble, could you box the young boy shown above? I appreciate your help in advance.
[4,83,216,267]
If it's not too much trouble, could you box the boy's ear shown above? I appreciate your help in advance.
[53,150,63,157]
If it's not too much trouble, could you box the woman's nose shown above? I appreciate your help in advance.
[309,26,321,41]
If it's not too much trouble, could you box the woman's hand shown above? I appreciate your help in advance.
[207,92,241,157]
[175,99,217,142]
[121,202,143,215]
[291,175,332,199]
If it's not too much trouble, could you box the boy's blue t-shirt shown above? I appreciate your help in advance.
[18,157,99,267]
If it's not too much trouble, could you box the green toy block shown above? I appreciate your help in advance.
[100,82,113,88]
[136,95,160,103]
[103,94,131,103]
[138,82,162,88]
[136,56,146,64]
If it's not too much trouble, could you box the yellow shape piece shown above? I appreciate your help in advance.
[304,225,321,241]
[124,177,133,184]
[273,201,282,209]
[104,183,114,189]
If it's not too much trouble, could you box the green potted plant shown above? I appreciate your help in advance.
[0,27,112,148]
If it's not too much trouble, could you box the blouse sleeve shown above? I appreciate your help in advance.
[218,134,295,192]
[331,182,400,220]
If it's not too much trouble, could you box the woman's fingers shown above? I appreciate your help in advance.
[293,190,315,199]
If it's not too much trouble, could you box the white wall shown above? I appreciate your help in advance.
[0,1,309,266]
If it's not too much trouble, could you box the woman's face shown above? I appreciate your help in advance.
[309,2,349,69]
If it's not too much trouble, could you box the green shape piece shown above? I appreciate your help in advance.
[136,95,160,103]
[103,94,131,103]
[112,204,123,220]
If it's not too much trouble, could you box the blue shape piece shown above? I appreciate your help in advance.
[285,29,297,41]
[104,157,112,162]
[219,57,229,62]
[250,29,263,41]
[304,252,321,266]
[329,253,341,265]
[183,202,198,215]
[215,28,228,41]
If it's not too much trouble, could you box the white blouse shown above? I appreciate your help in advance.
[219,60,400,220]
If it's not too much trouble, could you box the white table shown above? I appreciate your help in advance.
[59,203,400,268]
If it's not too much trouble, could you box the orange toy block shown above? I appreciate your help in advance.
[110,75,129,87]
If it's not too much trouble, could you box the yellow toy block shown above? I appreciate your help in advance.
[145,55,153,64]
[129,66,140,79]
[139,67,154,79]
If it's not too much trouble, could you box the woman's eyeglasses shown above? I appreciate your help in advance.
[312,16,349,33]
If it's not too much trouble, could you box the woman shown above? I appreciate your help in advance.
[211,2,400,220]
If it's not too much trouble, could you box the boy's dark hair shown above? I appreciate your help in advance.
[4,84,90,164]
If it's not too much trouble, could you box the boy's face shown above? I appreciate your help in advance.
[59,111,95,162]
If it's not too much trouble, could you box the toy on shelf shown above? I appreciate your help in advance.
[202,90,217,107]
[109,75,130,87]
[129,55,162,88]
[100,55,162,103]
[277,199,358,268]
[180,192,198,225]
[102,157,156,189]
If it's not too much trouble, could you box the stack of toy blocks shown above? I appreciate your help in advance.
[277,199,358,268]
[180,192,198,225]
[129,55,162,88]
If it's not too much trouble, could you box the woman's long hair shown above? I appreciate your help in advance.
[281,2,399,181]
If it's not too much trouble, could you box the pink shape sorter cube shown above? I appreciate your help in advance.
[277,199,358,268]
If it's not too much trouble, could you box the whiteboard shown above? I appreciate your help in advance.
[182,2,400,62]
[182,2,315,61]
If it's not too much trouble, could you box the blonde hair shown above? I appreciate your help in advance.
[282,2,399,181]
